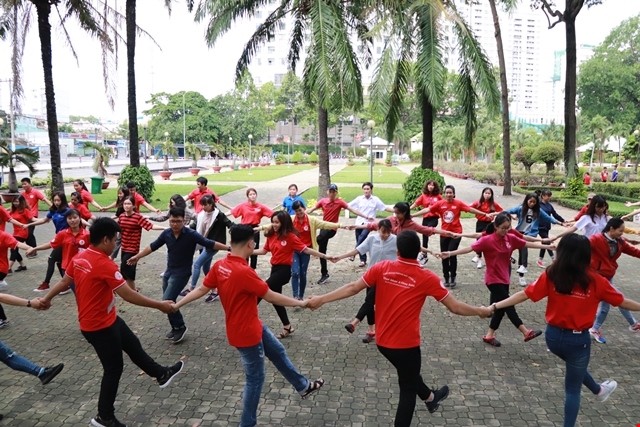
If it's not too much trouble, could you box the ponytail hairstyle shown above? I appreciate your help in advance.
[485,212,512,235]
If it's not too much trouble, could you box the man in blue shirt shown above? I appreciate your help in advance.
[282,184,306,215]
[127,207,228,343]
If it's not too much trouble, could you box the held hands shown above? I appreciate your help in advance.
[26,247,37,256]
[478,306,493,318]
[158,300,174,314]
[439,251,451,259]
[305,296,324,310]
[30,298,50,310]
[126,256,139,266]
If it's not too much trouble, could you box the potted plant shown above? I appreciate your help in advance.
[185,142,205,176]
[0,141,40,202]
[152,139,177,180]
[84,142,112,189]
[275,153,285,165]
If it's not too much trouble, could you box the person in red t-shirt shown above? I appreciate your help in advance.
[307,184,372,284]
[600,167,608,183]
[493,233,640,427]
[414,185,487,288]
[72,179,104,211]
[0,229,32,291]
[442,213,553,347]
[230,187,274,269]
[469,187,503,269]
[307,230,490,425]
[253,211,329,339]
[8,195,36,273]
[185,176,231,213]
[69,191,96,223]
[410,179,442,250]
[174,224,324,427]
[20,177,52,248]
[40,218,183,427]
[583,171,591,187]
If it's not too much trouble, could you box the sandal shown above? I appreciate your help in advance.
[358,262,367,268]
[524,329,542,342]
[301,378,325,399]
[344,324,355,334]
[482,336,502,347]
[348,256,355,262]
[277,325,295,339]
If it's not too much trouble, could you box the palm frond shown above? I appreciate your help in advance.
[287,12,305,73]
[369,39,398,119]
[196,0,276,46]
[414,3,446,109]
[456,64,478,146]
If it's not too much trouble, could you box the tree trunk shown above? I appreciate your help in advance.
[317,107,330,199]
[564,15,578,178]
[126,0,140,167]
[489,0,512,195]
[35,2,64,193]
[420,92,434,169]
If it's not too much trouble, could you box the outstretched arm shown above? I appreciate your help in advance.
[306,278,367,310]
[440,294,491,317]
[492,290,530,310]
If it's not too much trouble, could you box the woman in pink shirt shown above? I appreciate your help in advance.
[230,188,274,269]
[442,213,552,347]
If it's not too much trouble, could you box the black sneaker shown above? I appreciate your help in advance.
[157,361,184,389]
[317,274,330,285]
[171,326,187,344]
[39,363,64,385]
[165,329,175,340]
[426,385,450,413]
[449,280,457,289]
[90,415,127,427]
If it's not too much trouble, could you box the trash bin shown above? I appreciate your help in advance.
[233,164,239,171]
[90,176,104,194]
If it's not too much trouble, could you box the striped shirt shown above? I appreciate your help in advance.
[118,212,153,254]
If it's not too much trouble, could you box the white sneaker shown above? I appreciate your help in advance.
[596,379,617,402]
[476,259,485,269]
[471,255,479,263]
[518,277,528,287]
[516,265,528,274]
[418,253,428,266]
[0,280,8,289]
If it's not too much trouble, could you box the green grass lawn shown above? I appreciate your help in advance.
[331,164,408,184]
[38,184,244,213]
[174,164,315,183]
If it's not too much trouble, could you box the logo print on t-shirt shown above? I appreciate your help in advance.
[280,240,287,246]
[303,225,309,231]
[443,210,455,223]
[115,271,123,281]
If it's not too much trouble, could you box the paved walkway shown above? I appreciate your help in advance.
[1,165,640,426]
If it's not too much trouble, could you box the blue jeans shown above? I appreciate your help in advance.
[237,325,309,427]
[162,269,191,329]
[0,339,43,377]
[592,280,636,330]
[291,251,310,299]
[190,249,216,289]
[355,228,370,262]
[545,325,601,427]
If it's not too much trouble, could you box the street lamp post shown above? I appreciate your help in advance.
[248,134,253,174]
[142,125,147,167]
[367,120,376,185]
[634,129,640,173]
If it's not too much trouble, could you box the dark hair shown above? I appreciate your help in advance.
[288,183,298,191]
[246,187,257,197]
[89,217,121,245]
[478,187,496,212]
[362,181,373,189]
[20,177,31,184]
[485,213,512,235]
[196,176,208,186]
[126,181,136,189]
[200,194,215,207]
[540,189,553,198]
[170,194,187,209]
[547,234,591,294]
[10,195,28,213]
[266,211,297,238]
[116,187,130,203]
[520,193,540,218]
[70,191,85,205]
[422,180,440,196]
[122,196,137,207]
[603,217,624,233]
[378,219,392,232]
[443,185,456,196]
[586,195,608,223]
[230,224,255,245]
[169,207,186,219]
[292,200,306,210]
[73,179,89,192]
[50,191,69,213]
[393,202,411,221]
[396,230,420,259]
[65,208,80,219]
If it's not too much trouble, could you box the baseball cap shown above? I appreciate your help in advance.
[328,184,338,191]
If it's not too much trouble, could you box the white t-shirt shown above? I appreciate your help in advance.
[575,214,609,237]
[348,195,387,225]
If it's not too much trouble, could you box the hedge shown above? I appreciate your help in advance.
[591,182,640,199]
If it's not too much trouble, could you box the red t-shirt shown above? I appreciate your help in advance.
[0,206,11,232]
[66,247,126,332]
[600,171,608,182]
[231,202,273,225]
[429,199,471,233]
[362,258,449,348]
[203,254,269,347]
[187,188,215,213]
[130,192,146,211]
[69,202,93,221]
[22,188,46,217]
[293,215,313,247]
[413,194,442,218]
[0,231,18,273]
[79,189,94,205]
[263,232,307,266]
[583,175,591,185]
[574,204,588,221]
[118,212,153,253]
[470,200,503,221]
[10,209,33,239]
[313,198,349,223]
[525,270,624,331]
[471,232,526,285]
[50,228,91,270]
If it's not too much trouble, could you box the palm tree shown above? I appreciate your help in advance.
[0,141,39,194]
[83,141,112,178]
[193,0,367,198]
[370,0,499,170]
[586,115,611,169]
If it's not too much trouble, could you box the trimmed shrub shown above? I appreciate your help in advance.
[308,151,318,163]
[402,167,445,204]
[117,166,155,201]
[564,177,586,198]
[409,150,422,162]
[291,151,303,163]
[592,182,640,199]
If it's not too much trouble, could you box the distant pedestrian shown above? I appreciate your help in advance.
[611,164,619,182]
[282,183,306,215]
[582,171,591,187]
[600,167,608,183]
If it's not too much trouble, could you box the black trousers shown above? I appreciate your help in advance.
[257,264,292,326]
[474,221,491,257]
[537,229,554,259]
[82,317,165,420]
[440,236,462,281]
[355,286,376,325]
[44,247,64,284]
[377,345,432,427]
[317,229,337,276]
[488,284,524,331]
[26,225,36,248]
[250,225,260,269]
[421,217,439,248]
[518,247,528,277]
[9,237,26,262]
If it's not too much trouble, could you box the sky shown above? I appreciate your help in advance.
[0,0,639,124]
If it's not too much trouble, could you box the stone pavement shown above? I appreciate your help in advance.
[1,165,640,426]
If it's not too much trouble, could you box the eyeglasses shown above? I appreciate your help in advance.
[169,219,184,224]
